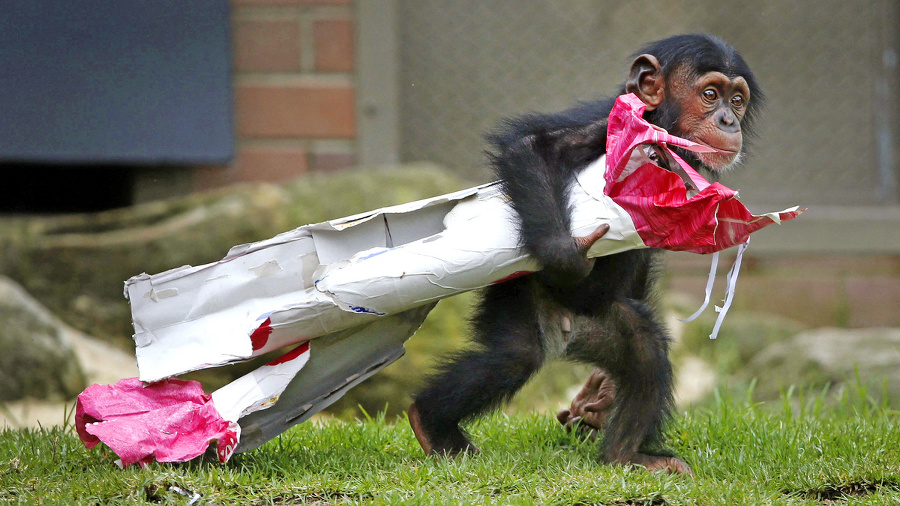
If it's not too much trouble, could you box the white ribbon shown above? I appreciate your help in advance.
[677,251,719,323]
[678,238,750,339]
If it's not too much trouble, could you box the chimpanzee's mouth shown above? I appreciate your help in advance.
[690,139,739,154]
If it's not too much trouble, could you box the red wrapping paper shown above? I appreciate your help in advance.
[606,93,803,253]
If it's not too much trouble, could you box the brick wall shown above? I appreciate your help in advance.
[195,0,357,190]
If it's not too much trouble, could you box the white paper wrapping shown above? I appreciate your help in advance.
[127,156,641,382]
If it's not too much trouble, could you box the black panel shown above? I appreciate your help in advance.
[0,1,233,164]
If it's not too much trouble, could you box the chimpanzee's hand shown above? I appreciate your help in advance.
[539,224,609,286]
[556,368,616,439]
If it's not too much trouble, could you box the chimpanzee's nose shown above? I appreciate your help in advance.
[715,108,740,134]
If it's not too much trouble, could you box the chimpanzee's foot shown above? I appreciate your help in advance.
[408,403,479,457]
[627,453,693,475]
[556,368,616,439]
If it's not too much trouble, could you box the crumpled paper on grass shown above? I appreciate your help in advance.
[75,377,237,467]
[75,342,310,467]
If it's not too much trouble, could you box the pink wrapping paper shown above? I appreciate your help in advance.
[606,94,803,253]
[75,378,237,467]
[76,341,312,467]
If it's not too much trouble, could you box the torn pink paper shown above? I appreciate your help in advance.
[605,93,804,253]
[75,377,237,467]
[75,341,311,467]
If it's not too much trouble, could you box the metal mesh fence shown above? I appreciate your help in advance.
[396,0,899,208]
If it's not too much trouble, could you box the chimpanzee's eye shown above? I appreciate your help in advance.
[702,89,717,102]
[730,95,744,107]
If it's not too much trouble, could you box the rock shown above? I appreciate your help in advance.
[672,293,809,365]
[674,356,717,406]
[0,164,470,347]
[742,327,900,406]
[0,276,87,401]
[0,307,138,428]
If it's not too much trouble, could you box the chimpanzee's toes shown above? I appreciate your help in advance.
[408,402,434,455]
[630,453,693,475]
[408,402,478,457]
[558,368,616,438]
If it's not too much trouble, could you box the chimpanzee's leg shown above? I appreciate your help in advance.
[410,278,545,456]
[565,298,691,474]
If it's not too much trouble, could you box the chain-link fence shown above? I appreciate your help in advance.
[396,0,899,208]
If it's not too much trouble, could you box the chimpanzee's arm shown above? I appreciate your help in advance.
[487,112,609,287]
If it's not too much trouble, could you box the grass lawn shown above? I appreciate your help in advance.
[1,388,898,505]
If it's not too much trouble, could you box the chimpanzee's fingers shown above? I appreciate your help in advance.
[585,368,608,390]
[583,393,614,413]
[564,416,583,432]
[574,224,610,255]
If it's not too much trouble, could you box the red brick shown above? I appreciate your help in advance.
[310,152,355,172]
[236,145,309,182]
[236,85,356,138]
[313,19,355,72]
[233,18,302,72]
[193,164,241,191]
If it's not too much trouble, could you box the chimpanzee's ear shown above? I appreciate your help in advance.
[625,54,664,110]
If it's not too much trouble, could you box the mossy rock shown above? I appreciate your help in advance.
[740,327,900,407]
[327,290,595,419]
[327,292,476,418]
[0,276,86,401]
[671,292,809,377]
[667,295,811,407]
[0,164,471,349]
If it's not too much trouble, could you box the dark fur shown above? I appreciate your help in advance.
[413,34,758,464]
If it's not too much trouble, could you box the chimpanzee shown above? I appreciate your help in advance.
[408,34,762,475]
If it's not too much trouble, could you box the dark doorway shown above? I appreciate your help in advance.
[1,164,134,214]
